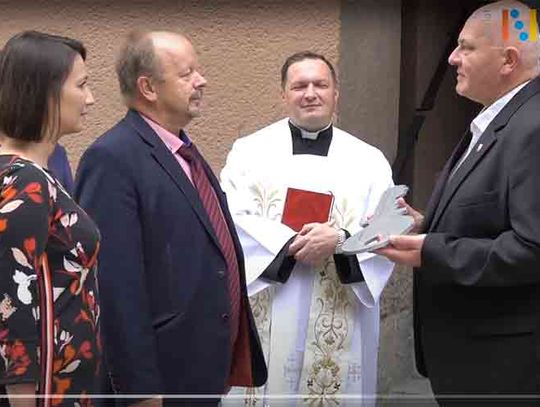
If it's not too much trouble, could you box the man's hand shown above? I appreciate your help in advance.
[131,397,163,407]
[288,222,338,266]
[376,234,426,267]
[397,198,424,233]
[6,383,36,407]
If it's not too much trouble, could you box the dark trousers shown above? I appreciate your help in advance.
[422,328,540,407]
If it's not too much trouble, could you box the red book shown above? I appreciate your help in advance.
[281,188,334,232]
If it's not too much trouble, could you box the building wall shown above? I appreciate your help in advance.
[338,0,406,396]
[412,0,479,212]
[339,0,402,160]
[0,0,340,173]
[1,0,426,399]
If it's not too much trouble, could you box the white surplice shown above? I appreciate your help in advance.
[220,119,394,407]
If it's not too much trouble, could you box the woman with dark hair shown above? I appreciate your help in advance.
[0,31,101,406]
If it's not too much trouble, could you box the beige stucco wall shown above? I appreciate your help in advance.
[0,0,340,173]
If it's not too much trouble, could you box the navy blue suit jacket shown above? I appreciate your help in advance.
[74,110,267,398]
[48,144,74,194]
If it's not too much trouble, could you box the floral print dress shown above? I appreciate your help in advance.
[0,155,101,406]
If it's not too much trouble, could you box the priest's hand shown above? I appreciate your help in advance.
[288,222,338,266]
[376,234,426,267]
[397,198,424,233]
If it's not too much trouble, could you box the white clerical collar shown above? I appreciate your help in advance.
[290,120,332,140]
[470,80,530,139]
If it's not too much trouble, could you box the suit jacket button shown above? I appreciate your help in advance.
[221,313,229,322]
[217,270,226,278]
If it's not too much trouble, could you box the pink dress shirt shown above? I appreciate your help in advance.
[141,115,193,183]
[141,114,232,239]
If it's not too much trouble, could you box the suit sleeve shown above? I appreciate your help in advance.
[74,145,163,398]
[422,124,540,286]
[48,144,74,194]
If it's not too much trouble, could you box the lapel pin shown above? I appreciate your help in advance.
[476,143,483,152]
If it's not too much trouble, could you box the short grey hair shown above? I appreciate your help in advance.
[115,30,163,102]
[472,0,540,72]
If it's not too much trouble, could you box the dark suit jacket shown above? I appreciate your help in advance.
[48,144,74,194]
[74,110,267,399]
[415,78,540,396]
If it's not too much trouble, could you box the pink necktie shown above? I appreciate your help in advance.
[178,143,240,345]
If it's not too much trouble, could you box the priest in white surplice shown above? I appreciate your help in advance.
[220,51,394,407]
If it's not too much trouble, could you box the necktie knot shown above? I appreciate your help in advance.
[178,144,196,162]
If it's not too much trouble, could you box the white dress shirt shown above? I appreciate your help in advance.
[452,80,530,175]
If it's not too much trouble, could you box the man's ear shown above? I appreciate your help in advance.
[137,76,158,103]
[333,89,339,121]
[280,87,287,103]
[501,47,520,75]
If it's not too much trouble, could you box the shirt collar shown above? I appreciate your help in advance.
[470,80,530,138]
[140,113,192,152]
[289,120,332,140]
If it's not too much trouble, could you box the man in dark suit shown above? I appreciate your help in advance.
[378,0,540,405]
[49,144,74,193]
[74,30,267,407]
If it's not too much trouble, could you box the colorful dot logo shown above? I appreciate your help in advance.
[502,8,538,42]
